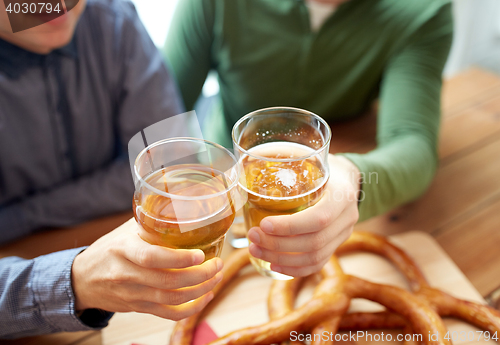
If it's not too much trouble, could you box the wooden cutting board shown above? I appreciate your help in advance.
[102,231,497,345]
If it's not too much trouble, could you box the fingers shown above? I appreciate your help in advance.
[122,235,206,269]
[249,202,357,254]
[259,185,354,236]
[124,257,224,290]
[248,204,355,278]
[134,292,215,321]
[248,226,334,253]
[124,271,223,306]
[248,227,348,268]
[270,256,331,277]
[249,241,332,268]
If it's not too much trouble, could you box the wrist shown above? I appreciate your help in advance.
[71,251,91,312]
[327,154,361,199]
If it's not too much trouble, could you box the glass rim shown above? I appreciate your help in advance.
[134,137,240,200]
[231,106,332,163]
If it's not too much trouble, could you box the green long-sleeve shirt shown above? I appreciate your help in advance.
[164,0,453,221]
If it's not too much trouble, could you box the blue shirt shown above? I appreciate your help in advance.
[0,0,184,338]
[0,0,183,244]
[0,248,113,338]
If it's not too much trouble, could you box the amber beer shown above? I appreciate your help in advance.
[232,107,332,280]
[134,164,236,261]
[133,138,241,262]
[241,142,329,278]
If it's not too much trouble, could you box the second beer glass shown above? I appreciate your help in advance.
[232,107,331,279]
[133,138,242,261]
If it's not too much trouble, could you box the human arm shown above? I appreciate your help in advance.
[341,3,454,221]
[0,248,111,339]
[0,219,222,339]
[247,4,453,276]
[164,0,215,111]
[248,155,360,277]
[0,1,185,245]
[71,219,222,322]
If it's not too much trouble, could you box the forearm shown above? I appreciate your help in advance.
[328,154,362,200]
[0,158,133,244]
[164,0,215,110]
[342,135,437,221]
[0,249,113,339]
[343,3,452,222]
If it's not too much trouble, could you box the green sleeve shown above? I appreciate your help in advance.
[163,0,215,111]
[342,4,453,221]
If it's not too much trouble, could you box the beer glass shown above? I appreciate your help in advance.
[232,107,331,279]
[133,138,242,261]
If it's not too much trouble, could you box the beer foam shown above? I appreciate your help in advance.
[274,169,297,189]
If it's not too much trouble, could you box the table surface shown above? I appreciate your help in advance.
[100,231,496,345]
[1,67,499,345]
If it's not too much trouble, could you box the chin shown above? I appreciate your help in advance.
[44,31,74,50]
[23,17,77,53]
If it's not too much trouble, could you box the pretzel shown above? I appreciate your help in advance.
[268,275,407,345]
[265,257,447,345]
[272,232,500,344]
[337,232,500,334]
[169,232,500,345]
[170,249,251,345]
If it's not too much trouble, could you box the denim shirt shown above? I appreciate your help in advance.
[0,248,113,338]
[0,0,184,338]
[0,0,183,243]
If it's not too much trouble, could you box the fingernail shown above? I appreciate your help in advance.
[260,220,273,233]
[216,258,223,272]
[247,228,260,244]
[207,292,214,303]
[249,244,262,258]
[192,250,205,265]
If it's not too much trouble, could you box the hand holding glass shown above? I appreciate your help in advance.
[233,107,331,279]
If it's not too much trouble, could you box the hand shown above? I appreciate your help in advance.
[71,219,223,321]
[247,155,360,277]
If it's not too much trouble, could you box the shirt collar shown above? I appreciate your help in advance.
[0,36,78,79]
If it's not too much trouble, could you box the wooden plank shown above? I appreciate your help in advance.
[329,93,500,167]
[72,333,102,345]
[357,136,500,236]
[0,331,98,345]
[0,211,133,260]
[101,231,495,345]
[439,94,500,163]
[330,69,500,159]
[442,68,500,116]
[436,197,500,296]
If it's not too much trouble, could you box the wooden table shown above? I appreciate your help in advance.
[101,231,497,345]
[1,68,499,344]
